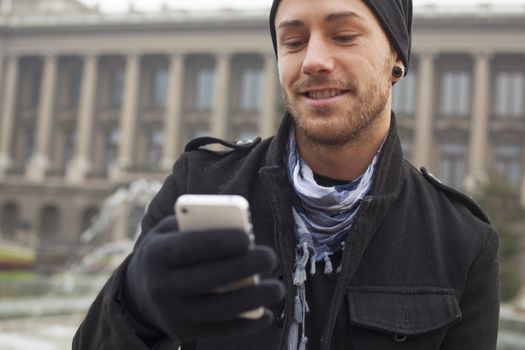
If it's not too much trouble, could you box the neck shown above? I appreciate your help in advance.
[295,110,391,182]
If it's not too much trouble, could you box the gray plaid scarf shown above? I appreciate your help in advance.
[286,129,381,350]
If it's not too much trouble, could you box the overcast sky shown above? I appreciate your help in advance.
[80,0,525,13]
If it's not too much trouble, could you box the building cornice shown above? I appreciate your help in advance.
[0,6,524,56]
[0,5,524,33]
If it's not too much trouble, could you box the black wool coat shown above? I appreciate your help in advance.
[73,113,499,350]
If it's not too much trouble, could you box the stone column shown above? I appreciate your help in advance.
[161,53,185,170]
[413,52,436,169]
[67,54,98,183]
[26,54,58,182]
[0,55,19,179]
[466,51,492,193]
[112,53,140,179]
[211,52,231,139]
[260,53,278,139]
[521,99,525,206]
[0,55,4,112]
[522,151,525,208]
[0,55,4,91]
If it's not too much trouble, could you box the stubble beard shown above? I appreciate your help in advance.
[282,68,391,148]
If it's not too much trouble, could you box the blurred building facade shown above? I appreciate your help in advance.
[0,0,524,266]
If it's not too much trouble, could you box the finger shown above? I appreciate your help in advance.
[169,246,277,295]
[187,280,285,323]
[178,309,274,340]
[147,229,250,266]
[152,215,179,233]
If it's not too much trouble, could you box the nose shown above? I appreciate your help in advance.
[302,35,335,76]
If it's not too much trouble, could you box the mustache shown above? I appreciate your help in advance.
[292,76,358,93]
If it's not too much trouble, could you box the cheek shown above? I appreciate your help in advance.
[277,64,292,93]
[277,62,285,86]
[351,56,387,82]
[278,56,302,88]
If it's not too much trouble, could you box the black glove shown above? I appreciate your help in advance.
[123,215,285,342]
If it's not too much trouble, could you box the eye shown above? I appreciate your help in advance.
[334,34,356,43]
[284,39,305,49]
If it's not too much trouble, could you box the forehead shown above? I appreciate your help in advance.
[275,0,378,29]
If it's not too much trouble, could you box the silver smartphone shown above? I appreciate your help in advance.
[174,194,263,320]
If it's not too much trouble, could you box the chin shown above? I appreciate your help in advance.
[294,116,360,146]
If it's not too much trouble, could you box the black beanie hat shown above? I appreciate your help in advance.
[269,0,413,73]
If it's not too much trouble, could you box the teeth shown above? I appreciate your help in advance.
[308,89,342,99]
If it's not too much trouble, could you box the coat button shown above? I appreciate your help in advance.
[392,334,408,343]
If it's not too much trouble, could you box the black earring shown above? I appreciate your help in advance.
[392,66,404,78]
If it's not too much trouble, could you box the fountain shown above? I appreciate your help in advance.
[0,179,162,350]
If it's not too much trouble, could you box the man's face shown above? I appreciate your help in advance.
[275,0,398,146]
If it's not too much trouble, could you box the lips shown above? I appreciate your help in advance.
[307,89,346,100]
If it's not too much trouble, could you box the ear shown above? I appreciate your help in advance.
[392,56,405,82]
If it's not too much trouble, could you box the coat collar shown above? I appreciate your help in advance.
[266,111,404,199]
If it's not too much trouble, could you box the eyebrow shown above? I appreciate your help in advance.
[277,11,364,30]
[326,11,364,23]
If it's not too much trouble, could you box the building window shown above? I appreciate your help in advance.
[494,144,523,188]
[182,125,210,145]
[495,72,524,118]
[440,71,471,117]
[153,69,169,108]
[64,127,76,167]
[240,69,263,112]
[30,70,42,107]
[25,127,36,162]
[110,69,124,108]
[147,129,163,170]
[190,127,210,139]
[392,72,417,115]
[440,141,467,190]
[40,205,60,241]
[104,128,120,171]
[399,135,414,162]
[195,69,215,111]
[69,70,82,108]
[1,202,19,240]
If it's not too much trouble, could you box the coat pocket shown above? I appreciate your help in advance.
[347,286,461,341]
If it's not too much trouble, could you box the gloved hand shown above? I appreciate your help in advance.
[123,215,285,342]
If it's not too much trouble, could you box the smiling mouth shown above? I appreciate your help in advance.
[303,89,348,99]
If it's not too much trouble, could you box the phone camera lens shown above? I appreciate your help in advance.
[181,207,188,214]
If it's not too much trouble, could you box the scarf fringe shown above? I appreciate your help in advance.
[293,295,302,323]
[309,256,316,275]
[323,252,333,275]
[293,243,309,285]
[292,242,311,350]
[298,336,308,350]
[288,323,299,350]
[291,286,309,350]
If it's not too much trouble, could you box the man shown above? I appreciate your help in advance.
[73,0,499,349]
